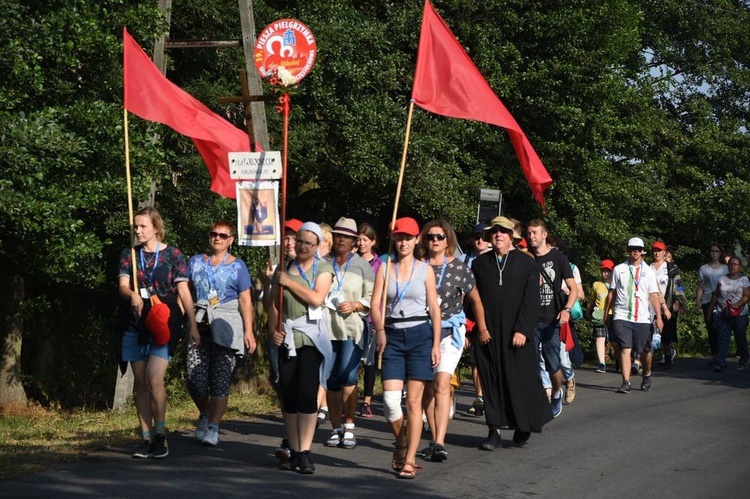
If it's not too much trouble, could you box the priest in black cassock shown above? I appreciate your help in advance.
[471,216,553,450]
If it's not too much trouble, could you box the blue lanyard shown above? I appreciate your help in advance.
[435,257,449,291]
[205,252,229,291]
[295,259,318,290]
[332,253,353,292]
[394,261,416,306]
[139,244,161,286]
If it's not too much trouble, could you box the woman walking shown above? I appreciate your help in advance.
[118,207,198,459]
[187,220,256,446]
[708,256,750,372]
[357,223,383,418]
[371,217,441,479]
[269,222,334,474]
[696,244,728,365]
[419,220,486,462]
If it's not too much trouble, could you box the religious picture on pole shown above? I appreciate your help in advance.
[236,182,279,247]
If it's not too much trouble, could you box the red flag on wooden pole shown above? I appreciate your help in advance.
[411,1,553,209]
[123,27,251,198]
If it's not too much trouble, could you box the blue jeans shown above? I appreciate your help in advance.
[327,338,364,391]
[534,321,562,375]
[714,312,749,367]
[540,340,574,389]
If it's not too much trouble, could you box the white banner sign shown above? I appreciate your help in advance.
[229,151,282,180]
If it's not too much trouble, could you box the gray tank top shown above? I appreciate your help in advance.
[385,260,429,329]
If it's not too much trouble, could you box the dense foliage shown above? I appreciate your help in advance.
[1,0,748,407]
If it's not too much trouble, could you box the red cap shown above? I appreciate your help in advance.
[651,241,666,251]
[517,238,528,248]
[284,219,303,233]
[600,259,615,271]
[391,217,420,236]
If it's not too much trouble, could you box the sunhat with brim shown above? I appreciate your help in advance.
[332,217,358,237]
[483,216,520,242]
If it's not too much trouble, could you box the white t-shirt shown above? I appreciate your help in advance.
[611,261,659,324]
[716,275,750,316]
[698,264,728,305]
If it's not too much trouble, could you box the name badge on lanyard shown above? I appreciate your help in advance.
[295,259,321,320]
[139,244,161,298]
[206,253,229,308]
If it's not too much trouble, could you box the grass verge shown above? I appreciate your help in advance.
[0,390,279,480]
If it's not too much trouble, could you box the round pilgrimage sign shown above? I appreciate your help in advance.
[254,19,317,84]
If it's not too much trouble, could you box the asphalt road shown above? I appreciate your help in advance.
[3,356,749,498]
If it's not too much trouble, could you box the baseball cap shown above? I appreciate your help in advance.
[392,217,420,236]
[627,237,645,249]
[600,259,615,271]
[284,219,303,233]
[651,241,666,251]
[472,223,488,235]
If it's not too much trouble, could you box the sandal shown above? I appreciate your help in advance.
[391,426,408,471]
[397,462,419,479]
[391,443,407,471]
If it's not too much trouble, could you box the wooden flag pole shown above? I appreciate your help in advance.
[276,93,291,335]
[378,100,416,367]
[123,108,139,291]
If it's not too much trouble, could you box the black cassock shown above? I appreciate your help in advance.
[472,249,553,433]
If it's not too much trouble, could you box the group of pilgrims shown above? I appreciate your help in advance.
[118,207,749,478]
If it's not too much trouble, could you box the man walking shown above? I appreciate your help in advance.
[472,217,552,450]
[606,237,664,393]
[527,220,578,418]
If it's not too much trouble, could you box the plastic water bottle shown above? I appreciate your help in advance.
[652,328,662,350]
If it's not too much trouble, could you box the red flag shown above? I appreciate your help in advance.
[123,28,251,198]
[411,1,553,209]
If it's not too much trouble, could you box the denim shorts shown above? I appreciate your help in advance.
[327,338,364,391]
[534,321,561,374]
[381,322,434,382]
[611,320,652,353]
[121,330,171,362]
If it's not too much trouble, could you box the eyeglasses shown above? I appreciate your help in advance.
[209,231,232,240]
[729,262,741,266]
[426,233,447,242]
[472,234,484,240]
[295,239,318,248]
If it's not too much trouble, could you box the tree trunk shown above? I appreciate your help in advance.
[0,272,28,408]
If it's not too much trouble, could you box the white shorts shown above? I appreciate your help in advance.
[434,325,465,375]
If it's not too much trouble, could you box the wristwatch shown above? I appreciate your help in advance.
[564,307,572,313]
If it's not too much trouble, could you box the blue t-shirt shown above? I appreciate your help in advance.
[188,254,252,303]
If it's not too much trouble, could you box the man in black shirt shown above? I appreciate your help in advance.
[527,220,578,418]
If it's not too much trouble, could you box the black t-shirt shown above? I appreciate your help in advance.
[536,249,573,323]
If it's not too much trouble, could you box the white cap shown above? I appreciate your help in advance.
[627,237,645,249]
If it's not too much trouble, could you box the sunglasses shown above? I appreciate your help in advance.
[209,231,232,240]
[426,233,447,242]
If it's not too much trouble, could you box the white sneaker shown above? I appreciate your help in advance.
[201,426,219,446]
[195,417,208,441]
